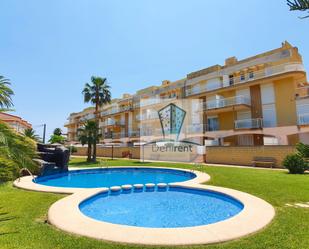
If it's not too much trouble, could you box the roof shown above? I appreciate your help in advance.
[0,112,32,129]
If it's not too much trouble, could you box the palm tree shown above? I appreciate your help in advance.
[288,0,309,18]
[82,77,111,161]
[0,76,14,110]
[53,128,62,136]
[77,120,100,162]
[24,128,40,141]
[0,122,37,181]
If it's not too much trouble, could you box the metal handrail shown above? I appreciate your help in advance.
[18,168,34,182]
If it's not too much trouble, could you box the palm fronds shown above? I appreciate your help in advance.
[0,76,14,109]
[287,0,309,18]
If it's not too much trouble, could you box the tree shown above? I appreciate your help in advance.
[0,76,14,111]
[0,122,38,182]
[48,134,65,144]
[287,0,309,18]
[77,120,100,162]
[24,128,40,141]
[82,76,111,161]
[53,128,62,136]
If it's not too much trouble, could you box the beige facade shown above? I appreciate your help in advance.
[0,112,32,133]
[65,41,309,146]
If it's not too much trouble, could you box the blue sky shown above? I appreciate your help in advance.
[0,0,308,139]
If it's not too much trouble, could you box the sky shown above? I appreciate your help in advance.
[0,0,308,139]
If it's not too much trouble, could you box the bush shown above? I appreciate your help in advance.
[66,145,77,154]
[296,142,309,158]
[283,154,308,174]
[0,157,19,182]
[0,122,38,182]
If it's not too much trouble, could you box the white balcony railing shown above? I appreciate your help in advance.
[205,95,251,110]
[101,105,132,116]
[186,124,204,133]
[234,118,263,129]
[103,119,125,126]
[186,63,305,96]
[139,97,177,108]
[298,113,309,125]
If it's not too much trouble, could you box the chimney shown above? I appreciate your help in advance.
[225,56,238,66]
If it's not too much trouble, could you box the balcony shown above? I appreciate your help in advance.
[103,132,126,139]
[103,120,125,127]
[296,85,309,99]
[204,95,251,114]
[234,118,263,129]
[101,105,132,116]
[186,63,305,96]
[298,113,309,125]
[128,130,140,137]
[139,97,177,108]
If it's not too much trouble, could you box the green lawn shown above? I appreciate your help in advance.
[0,157,309,249]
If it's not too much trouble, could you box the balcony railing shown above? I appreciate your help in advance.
[205,95,251,110]
[103,120,125,126]
[103,132,126,139]
[186,63,304,96]
[101,105,132,116]
[128,130,140,137]
[234,118,263,129]
[139,97,177,108]
[298,113,309,125]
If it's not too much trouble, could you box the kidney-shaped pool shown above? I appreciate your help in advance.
[34,167,196,188]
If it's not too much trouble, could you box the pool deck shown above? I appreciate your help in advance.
[13,166,275,246]
[13,166,210,194]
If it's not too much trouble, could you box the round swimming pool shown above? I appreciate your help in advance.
[79,186,244,228]
[34,167,196,188]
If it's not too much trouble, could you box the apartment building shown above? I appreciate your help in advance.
[0,112,32,133]
[65,41,309,146]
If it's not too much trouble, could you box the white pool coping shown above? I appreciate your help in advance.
[13,166,275,246]
[13,166,209,194]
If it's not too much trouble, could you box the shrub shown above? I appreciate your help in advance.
[0,122,38,181]
[283,153,308,174]
[66,145,77,154]
[0,157,19,182]
[48,134,66,144]
[296,142,309,158]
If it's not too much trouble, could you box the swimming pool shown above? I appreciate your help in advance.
[79,186,244,228]
[34,167,196,188]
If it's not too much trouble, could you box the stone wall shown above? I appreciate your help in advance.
[206,146,296,168]
[73,146,141,159]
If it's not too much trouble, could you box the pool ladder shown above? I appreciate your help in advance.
[17,168,35,182]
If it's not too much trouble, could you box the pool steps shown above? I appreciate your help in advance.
[108,183,169,193]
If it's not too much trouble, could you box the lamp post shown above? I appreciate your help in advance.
[42,124,46,143]
[111,130,114,160]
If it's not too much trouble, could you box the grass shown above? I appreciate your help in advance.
[0,157,308,249]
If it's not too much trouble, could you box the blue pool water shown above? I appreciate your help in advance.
[79,186,244,228]
[34,168,195,188]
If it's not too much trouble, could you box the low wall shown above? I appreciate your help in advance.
[73,146,141,159]
[206,146,296,168]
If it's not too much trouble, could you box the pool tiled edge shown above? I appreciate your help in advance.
[13,166,275,246]
[13,166,210,194]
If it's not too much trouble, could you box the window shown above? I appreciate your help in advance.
[261,83,275,104]
[249,71,254,79]
[207,117,219,131]
[240,73,245,81]
[262,104,277,127]
[229,75,234,85]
